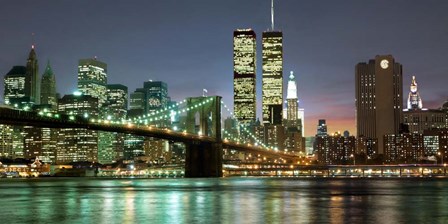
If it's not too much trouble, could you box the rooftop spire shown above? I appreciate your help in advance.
[271,0,275,31]
[287,71,297,99]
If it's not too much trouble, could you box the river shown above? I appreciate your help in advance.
[0,177,447,223]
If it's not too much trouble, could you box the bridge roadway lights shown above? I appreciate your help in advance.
[185,140,223,178]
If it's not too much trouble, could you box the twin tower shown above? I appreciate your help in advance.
[233,28,284,126]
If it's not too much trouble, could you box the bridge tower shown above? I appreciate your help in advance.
[185,96,222,177]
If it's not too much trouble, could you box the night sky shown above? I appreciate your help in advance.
[1,1,447,136]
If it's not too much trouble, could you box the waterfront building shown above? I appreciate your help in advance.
[57,94,99,164]
[40,61,58,110]
[233,29,257,125]
[356,55,403,156]
[77,58,107,107]
[315,132,356,165]
[384,129,448,164]
[98,84,128,164]
[0,125,13,158]
[25,46,39,104]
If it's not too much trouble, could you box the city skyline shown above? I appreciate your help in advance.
[1,1,447,136]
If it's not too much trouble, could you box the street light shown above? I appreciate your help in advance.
[438,152,444,165]
[350,154,356,166]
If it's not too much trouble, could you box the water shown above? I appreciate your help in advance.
[1,177,447,224]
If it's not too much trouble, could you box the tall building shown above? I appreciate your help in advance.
[143,81,168,113]
[262,30,283,125]
[40,61,58,110]
[105,84,128,119]
[356,55,403,155]
[25,46,39,104]
[57,94,99,164]
[77,58,107,107]
[98,84,128,164]
[262,1,283,125]
[233,29,257,125]
[284,71,304,153]
[407,76,423,109]
[4,66,27,106]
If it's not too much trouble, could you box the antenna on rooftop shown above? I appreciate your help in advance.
[271,0,275,31]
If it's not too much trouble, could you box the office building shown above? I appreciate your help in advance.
[25,46,39,104]
[40,61,58,110]
[356,55,403,155]
[262,30,283,125]
[57,94,99,164]
[233,29,257,125]
[77,58,107,107]
[4,66,27,106]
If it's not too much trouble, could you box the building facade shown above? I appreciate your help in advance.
[40,61,58,110]
[4,66,27,106]
[262,31,283,125]
[233,29,257,125]
[77,58,107,107]
[25,46,39,104]
[356,55,403,155]
[57,94,99,164]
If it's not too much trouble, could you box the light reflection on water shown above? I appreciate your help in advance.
[1,177,448,223]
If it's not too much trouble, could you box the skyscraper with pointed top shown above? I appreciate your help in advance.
[262,0,283,125]
[25,45,39,104]
[407,76,423,110]
[40,61,57,110]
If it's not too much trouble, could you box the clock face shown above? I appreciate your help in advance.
[380,59,389,69]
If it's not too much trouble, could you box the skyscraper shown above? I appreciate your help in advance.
[286,71,299,126]
[233,29,257,125]
[40,61,57,110]
[105,84,128,119]
[407,76,423,110]
[77,58,107,107]
[356,55,403,155]
[4,66,27,106]
[57,94,99,164]
[262,1,283,125]
[25,46,39,104]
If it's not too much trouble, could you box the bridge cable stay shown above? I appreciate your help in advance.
[220,101,272,150]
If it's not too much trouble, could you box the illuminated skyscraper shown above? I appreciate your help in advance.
[25,46,39,104]
[407,76,423,109]
[262,1,283,125]
[233,29,257,125]
[4,66,27,106]
[356,55,403,155]
[98,84,128,164]
[105,84,128,119]
[40,61,58,110]
[286,71,298,125]
[57,94,99,164]
[77,58,107,107]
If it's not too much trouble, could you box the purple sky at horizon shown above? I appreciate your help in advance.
[1,1,447,136]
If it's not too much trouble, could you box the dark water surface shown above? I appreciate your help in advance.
[0,177,447,223]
